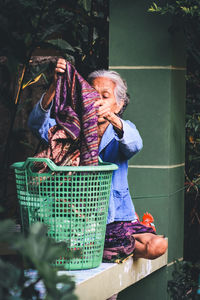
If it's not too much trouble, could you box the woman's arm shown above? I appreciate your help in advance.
[28,58,67,142]
[27,94,56,142]
[115,119,143,159]
[41,58,66,109]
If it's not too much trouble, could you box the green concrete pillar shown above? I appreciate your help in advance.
[109,0,185,298]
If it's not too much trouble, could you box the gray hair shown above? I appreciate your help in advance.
[88,70,130,116]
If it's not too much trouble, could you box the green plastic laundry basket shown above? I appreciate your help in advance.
[11,157,118,270]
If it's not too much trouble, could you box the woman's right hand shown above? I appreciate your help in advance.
[53,58,67,85]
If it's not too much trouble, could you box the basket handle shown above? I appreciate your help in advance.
[25,157,104,170]
[12,156,115,175]
[23,157,58,175]
[98,156,103,164]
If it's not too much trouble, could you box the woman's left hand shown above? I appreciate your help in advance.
[94,99,115,122]
[94,99,123,131]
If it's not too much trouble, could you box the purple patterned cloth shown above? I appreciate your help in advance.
[35,61,100,171]
[103,220,156,262]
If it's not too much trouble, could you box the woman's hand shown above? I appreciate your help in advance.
[94,99,115,122]
[94,99,123,134]
[53,58,67,85]
[42,58,66,110]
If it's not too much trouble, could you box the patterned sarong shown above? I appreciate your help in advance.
[35,61,100,172]
[103,220,156,262]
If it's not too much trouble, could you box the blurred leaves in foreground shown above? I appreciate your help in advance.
[0,219,78,300]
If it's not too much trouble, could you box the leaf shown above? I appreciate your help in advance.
[39,24,66,42]
[181,6,190,14]
[45,39,75,52]
[148,2,161,12]
[22,73,43,89]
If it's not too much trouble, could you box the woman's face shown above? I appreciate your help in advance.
[92,77,123,123]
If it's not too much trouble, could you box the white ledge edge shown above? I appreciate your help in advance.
[64,246,168,300]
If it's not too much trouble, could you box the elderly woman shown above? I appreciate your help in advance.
[28,59,167,261]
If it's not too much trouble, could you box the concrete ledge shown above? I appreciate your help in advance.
[60,248,168,300]
[20,246,167,299]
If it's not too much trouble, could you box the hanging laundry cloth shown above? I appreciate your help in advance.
[35,61,100,172]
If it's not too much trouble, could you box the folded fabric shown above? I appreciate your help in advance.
[35,61,100,172]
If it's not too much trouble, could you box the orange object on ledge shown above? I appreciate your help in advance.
[141,212,156,232]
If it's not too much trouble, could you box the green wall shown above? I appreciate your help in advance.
[109,0,185,298]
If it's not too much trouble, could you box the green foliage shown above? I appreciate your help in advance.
[149,1,200,17]
[168,260,200,299]
[0,219,78,299]
[0,0,74,69]
[0,0,109,89]
[45,39,75,53]
[148,2,200,62]
[0,0,108,136]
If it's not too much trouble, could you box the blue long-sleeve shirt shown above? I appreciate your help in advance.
[28,95,143,223]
